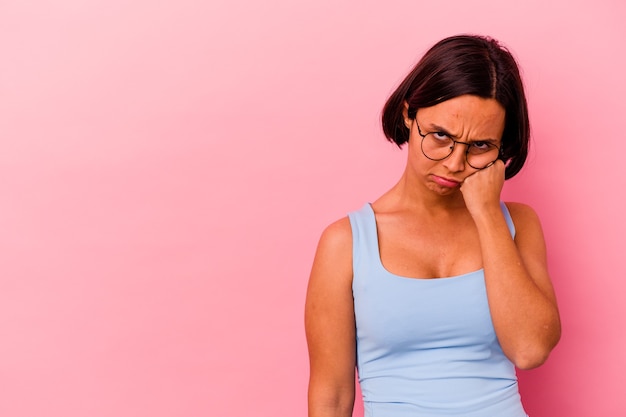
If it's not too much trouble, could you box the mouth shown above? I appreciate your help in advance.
[431,175,462,188]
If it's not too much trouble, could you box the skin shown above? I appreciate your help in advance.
[304,95,561,417]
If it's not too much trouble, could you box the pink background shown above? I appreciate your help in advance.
[1,1,624,416]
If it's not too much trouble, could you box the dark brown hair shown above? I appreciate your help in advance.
[381,35,529,179]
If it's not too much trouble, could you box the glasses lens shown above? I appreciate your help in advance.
[466,141,499,169]
[421,133,499,169]
[421,133,454,160]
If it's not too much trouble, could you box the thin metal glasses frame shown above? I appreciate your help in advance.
[415,121,501,170]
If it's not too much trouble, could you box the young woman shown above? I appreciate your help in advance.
[305,35,561,417]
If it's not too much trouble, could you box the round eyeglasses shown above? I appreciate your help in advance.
[415,121,501,170]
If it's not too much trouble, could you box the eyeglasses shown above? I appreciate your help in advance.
[415,121,501,170]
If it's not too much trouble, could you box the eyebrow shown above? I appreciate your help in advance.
[426,122,500,143]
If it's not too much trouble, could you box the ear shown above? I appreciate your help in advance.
[402,101,411,129]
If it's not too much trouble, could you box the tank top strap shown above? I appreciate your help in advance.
[347,203,378,273]
[500,201,516,239]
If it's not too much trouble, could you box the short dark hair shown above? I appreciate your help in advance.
[381,35,529,179]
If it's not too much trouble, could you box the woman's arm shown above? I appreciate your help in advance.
[305,218,356,417]
[462,161,561,369]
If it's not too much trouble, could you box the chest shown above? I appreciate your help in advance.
[376,214,483,279]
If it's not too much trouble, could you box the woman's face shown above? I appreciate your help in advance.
[403,94,506,195]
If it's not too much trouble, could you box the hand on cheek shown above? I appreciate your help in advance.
[460,159,506,215]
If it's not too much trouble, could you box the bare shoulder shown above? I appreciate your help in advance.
[318,216,352,253]
[310,217,353,284]
[504,201,543,230]
[504,201,548,261]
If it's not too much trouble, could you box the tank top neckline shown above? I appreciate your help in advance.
[363,202,484,282]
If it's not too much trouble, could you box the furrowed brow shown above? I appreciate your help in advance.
[425,122,500,144]
[427,123,456,138]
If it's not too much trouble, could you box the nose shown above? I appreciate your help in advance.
[442,142,468,172]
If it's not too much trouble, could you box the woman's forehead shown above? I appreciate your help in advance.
[418,96,506,137]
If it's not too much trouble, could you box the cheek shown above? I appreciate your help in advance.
[408,143,425,165]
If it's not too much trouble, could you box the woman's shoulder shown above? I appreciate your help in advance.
[503,201,543,230]
[310,216,352,259]
[309,216,353,289]
[318,216,352,250]
[319,202,374,245]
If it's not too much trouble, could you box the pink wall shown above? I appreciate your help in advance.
[1,1,624,416]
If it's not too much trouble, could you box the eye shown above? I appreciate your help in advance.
[431,132,450,142]
[469,141,495,153]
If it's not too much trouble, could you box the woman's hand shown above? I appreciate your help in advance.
[460,159,506,216]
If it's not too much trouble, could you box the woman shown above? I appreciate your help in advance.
[304,35,561,417]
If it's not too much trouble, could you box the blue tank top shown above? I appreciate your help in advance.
[348,202,528,417]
